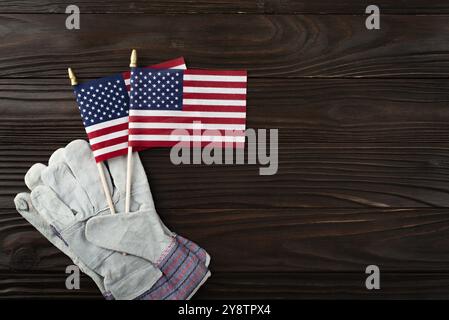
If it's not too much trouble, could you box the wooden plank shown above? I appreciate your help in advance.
[0,272,100,299]
[3,208,449,272]
[3,78,449,143]
[1,14,449,78]
[198,272,449,299]
[0,1,448,14]
[1,271,449,299]
[2,142,449,209]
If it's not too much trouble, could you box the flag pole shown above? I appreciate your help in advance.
[68,67,116,215]
[125,49,137,213]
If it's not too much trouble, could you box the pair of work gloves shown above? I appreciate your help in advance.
[14,140,211,300]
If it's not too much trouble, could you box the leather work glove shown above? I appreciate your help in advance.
[14,140,210,300]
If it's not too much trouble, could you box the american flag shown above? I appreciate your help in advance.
[128,68,247,149]
[72,58,187,162]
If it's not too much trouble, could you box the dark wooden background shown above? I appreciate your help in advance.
[1,0,449,299]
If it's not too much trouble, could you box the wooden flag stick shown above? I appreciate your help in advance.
[96,162,116,215]
[125,49,137,214]
[68,67,116,215]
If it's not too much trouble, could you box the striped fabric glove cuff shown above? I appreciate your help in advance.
[104,235,211,300]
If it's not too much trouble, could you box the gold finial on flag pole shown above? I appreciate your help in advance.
[130,49,137,68]
[68,68,78,86]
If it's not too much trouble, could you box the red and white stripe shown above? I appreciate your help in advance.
[129,69,247,149]
[88,58,187,162]
[86,116,129,163]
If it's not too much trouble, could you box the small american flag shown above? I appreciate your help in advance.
[128,68,247,149]
[74,74,130,162]
[72,58,187,162]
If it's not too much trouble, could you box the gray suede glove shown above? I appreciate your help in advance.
[15,140,210,300]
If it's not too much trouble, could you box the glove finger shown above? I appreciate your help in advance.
[107,152,153,211]
[15,191,72,250]
[31,185,76,230]
[40,162,93,219]
[63,139,116,212]
[15,192,109,295]
[85,210,172,261]
[48,148,65,165]
[24,163,47,191]
[15,192,45,229]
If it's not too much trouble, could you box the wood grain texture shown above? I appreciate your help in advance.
[2,272,449,299]
[1,3,449,299]
[0,0,448,14]
[2,208,449,273]
[197,272,449,299]
[3,78,449,143]
[0,272,100,299]
[1,14,449,78]
[2,142,449,210]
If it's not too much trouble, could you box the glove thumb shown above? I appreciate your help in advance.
[85,210,174,263]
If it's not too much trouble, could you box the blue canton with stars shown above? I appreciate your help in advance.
[129,68,184,110]
[74,74,130,127]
